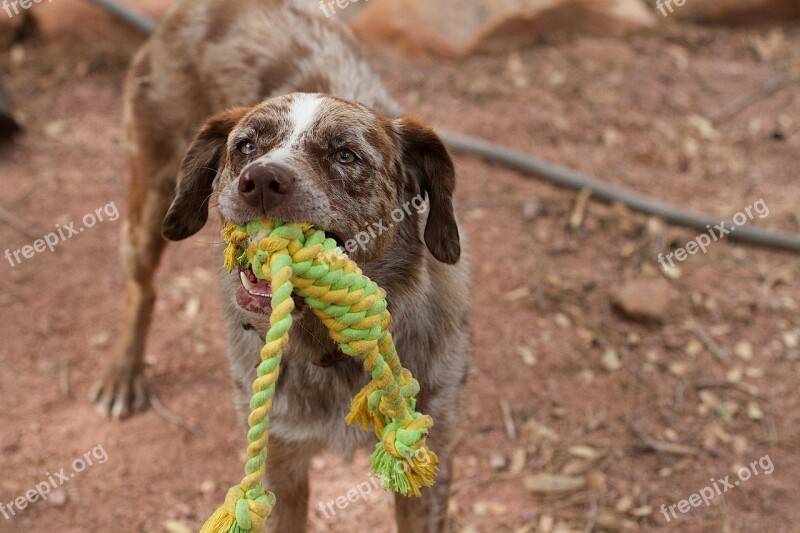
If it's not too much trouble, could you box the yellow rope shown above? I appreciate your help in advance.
[201,220,437,533]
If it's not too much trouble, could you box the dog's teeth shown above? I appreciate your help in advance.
[240,271,256,291]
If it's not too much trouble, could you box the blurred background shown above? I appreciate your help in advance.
[0,0,799,531]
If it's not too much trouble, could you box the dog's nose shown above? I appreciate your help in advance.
[238,163,295,209]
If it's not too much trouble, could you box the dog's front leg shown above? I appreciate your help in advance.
[395,451,453,533]
[394,386,464,533]
[264,438,315,533]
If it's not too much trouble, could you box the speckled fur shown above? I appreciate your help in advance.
[109,2,471,531]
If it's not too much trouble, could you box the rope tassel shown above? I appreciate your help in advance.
[203,220,438,532]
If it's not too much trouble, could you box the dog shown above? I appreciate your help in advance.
[91,1,471,531]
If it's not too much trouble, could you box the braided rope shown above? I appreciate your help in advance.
[201,220,437,533]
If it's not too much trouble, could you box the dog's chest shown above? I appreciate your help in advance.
[221,271,375,452]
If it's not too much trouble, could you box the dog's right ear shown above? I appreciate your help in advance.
[162,107,250,241]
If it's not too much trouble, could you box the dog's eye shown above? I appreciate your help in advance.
[238,140,256,155]
[334,149,358,165]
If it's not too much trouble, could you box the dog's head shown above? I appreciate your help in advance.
[162,93,460,266]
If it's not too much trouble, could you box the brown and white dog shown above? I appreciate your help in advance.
[91,1,471,531]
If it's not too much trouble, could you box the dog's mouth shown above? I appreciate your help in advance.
[232,225,347,315]
[236,265,310,315]
[235,266,271,315]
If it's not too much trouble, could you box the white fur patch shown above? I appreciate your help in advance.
[286,93,322,147]
[263,93,322,165]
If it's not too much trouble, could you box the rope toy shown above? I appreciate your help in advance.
[201,219,438,533]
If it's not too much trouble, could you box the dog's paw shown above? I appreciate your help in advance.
[90,365,150,419]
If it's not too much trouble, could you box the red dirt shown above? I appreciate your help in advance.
[1,16,799,533]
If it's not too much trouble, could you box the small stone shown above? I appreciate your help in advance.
[489,453,507,471]
[517,346,538,367]
[522,200,542,220]
[685,339,704,357]
[601,349,622,372]
[182,297,201,320]
[539,515,555,533]
[698,390,720,409]
[88,332,110,348]
[782,330,799,349]
[660,262,682,280]
[44,121,68,139]
[615,495,633,513]
[669,361,691,377]
[612,279,670,323]
[200,479,216,495]
[554,313,571,329]
[732,435,748,456]
[726,366,743,383]
[688,114,717,140]
[734,340,754,361]
[49,489,67,507]
[163,521,192,533]
[747,402,764,420]
[602,128,621,147]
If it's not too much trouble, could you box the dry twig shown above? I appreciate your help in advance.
[628,420,701,457]
[690,324,732,366]
[149,386,203,438]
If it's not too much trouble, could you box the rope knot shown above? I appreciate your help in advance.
[208,220,439,530]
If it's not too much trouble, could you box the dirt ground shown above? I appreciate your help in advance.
[1,15,799,533]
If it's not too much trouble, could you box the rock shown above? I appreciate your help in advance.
[200,479,216,495]
[747,402,764,420]
[615,495,633,513]
[601,348,622,372]
[48,489,67,507]
[665,0,800,24]
[489,453,507,471]
[734,340,754,361]
[612,279,670,323]
[351,0,656,59]
[163,521,191,533]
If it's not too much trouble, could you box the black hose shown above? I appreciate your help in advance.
[86,0,800,255]
[84,0,156,35]
[439,131,800,254]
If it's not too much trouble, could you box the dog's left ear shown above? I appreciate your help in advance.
[163,107,251,241]
[395,116,461,264]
